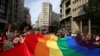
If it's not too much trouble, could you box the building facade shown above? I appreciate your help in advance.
[13,0,24,29]
[60,0,72,33]
[37,2,52,30]
[24,7,31,25]
[0,0,8,31]
[60,0,100,34]
[60,0,89,33]
[37,2,59,30]
[72,0,89,34]
[0,0,32,31]
[42,2,52,28]
[7,0,25,30]
[72,0,100,35]
[51,12,60,26]
[37,12,43,29]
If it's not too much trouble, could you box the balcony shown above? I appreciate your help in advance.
[66,5,71,10]
[59,15,65,22]
[60,13,71,22]
[65,0,70,7]
[65,13,71,18]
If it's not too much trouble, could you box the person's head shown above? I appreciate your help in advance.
[95,35,100,41]
[80,32,84,36]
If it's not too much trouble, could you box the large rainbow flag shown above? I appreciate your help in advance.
[0,33,100,56]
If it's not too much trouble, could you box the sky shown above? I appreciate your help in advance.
[24,0,60,25]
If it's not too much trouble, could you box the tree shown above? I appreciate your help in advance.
[83,0,100,34]
[83,0,100,20]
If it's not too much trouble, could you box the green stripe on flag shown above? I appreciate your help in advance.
[57,38,83,56]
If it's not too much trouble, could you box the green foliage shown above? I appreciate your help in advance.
[83,0,100,19]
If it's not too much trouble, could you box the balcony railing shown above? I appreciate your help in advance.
[66,5,71,10]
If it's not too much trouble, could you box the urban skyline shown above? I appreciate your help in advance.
[24,0,60,24]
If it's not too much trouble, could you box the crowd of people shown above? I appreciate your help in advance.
[56,30,100,46]
[0,30,26,52]
[0,27,100,53]
[79,33,100,46]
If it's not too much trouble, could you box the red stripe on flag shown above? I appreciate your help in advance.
[25,33,44,55]
[0,43,32,56]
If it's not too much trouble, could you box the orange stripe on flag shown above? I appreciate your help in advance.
[34,35,50,56]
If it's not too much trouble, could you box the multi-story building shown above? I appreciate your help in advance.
[0,0,29,31]
[72,0,89,34]
[7,0,24,30]
[42,2,52,28]
[60,0,100,34]
[60,0,89,33]
[24,7,31,25]
[13,0,24,29]
[51,12,60,25]
[0,0,8,30]
[60,0,72,33]
[37,2,52,30]
[37,2,59,30]
[37,12,43,29]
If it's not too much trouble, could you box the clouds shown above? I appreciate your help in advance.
[25,0,60,24]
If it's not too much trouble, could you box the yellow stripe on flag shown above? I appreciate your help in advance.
[47,34,63,56]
